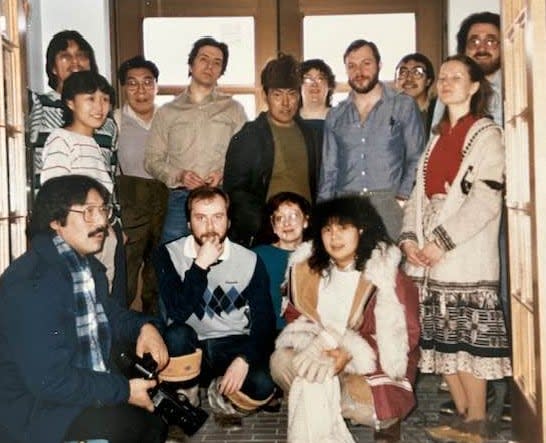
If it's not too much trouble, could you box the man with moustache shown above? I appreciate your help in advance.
[395,53,437,137]
[154,186,276,430]
[145,37,246,244]
[318,39,425,240]
[0,175,168,443]
[115,56,168,313]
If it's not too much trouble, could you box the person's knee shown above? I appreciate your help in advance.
[244,366,275,400]
[270,348,297,393]
[164,324,197,357]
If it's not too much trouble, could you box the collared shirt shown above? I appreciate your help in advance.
[318,83,425,200]
[183,235,232,262]
[430,69,503,132]
[144,88,247,188]
[114,104,157,178]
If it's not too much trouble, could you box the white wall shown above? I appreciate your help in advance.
[447,0,500,55]
[26,0,111,92]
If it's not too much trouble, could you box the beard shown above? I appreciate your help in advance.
[194,231,227,246]
[349,71,380,94]
[473,52,501,76]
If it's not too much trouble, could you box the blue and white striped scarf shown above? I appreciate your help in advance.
[54,235,112,372]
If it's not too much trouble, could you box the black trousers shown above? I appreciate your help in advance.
[64,403,167,443]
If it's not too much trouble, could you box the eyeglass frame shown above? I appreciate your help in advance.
[302,75,327,85]
[466,37,500,50]
[271,211,304,226]
[124,78,156,91]
[68,204,113,223]
[395,65,428,80]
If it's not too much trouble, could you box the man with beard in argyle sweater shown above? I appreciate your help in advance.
[154,186,276,430]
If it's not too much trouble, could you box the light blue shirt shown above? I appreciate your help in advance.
[318,83,425,200]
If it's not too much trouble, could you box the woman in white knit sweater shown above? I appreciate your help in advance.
[399,54,511,442]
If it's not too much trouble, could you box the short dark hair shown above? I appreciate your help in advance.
[436,54,492,133]
[308,195,391,274]
[343,39,381,64]
[255,192,312,245]
[31,175,110,237]
[395,52,435,92]
[61,71,115,126]
[185,186,230,220]
[117,55,159,85]
[187,36,229,76]
[46,30,99,91]
[456,12,501,55]
[300,58,336,107]
[261,53,301,94]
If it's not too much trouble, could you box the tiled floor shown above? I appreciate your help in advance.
[166,374,515,443]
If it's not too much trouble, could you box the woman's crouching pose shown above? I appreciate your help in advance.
[270,196,420,443]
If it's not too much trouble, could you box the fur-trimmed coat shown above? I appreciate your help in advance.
[280,243,420,420]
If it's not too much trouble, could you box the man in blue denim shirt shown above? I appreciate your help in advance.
[318,39,425,239]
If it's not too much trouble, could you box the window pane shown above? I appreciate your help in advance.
[303,14,416,83]
[155,94,255,120]
[143,17,255,86]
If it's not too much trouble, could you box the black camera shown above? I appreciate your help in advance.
[119,352,208,436]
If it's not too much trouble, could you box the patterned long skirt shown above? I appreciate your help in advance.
[416,195,512,380]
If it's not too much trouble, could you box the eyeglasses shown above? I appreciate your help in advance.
[125,78,156,91]
[271,211,303,226]
[302,76,326,85]
[466,37,500,50]
[69,205,113,223]
[396,66,427,80]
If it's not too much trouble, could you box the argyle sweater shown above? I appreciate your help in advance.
[154,236,275,364]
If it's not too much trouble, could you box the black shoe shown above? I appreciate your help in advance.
[261,397,282,413]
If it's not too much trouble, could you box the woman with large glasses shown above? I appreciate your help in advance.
[253,192,311,333]
[399,54,511,442]
[299,59,336,148]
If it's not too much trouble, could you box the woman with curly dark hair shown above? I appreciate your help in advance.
[270,195,419,442]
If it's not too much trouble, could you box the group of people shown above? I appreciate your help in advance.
[0,9,511,443]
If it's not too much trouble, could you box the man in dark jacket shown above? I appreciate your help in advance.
[223,54,320,247]
[0,175,168,443]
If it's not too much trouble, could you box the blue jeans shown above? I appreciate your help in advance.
[165,323,274,401]
[161,189,190,244]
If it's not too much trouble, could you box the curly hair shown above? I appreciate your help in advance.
[456,12,500,55]
[308,195,391,273]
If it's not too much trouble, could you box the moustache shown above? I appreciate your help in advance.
[88,225,109,238]
[474,51,491,57]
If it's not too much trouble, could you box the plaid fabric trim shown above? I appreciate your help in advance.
[54,235,111,372]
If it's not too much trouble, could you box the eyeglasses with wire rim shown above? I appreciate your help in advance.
[466,37,500,50]
[395,66,427,80]
[302,76,326,85]
[69,204,113,223]
[125,78,156,91]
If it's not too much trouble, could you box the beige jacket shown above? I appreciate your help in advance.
[144,89,246,188]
